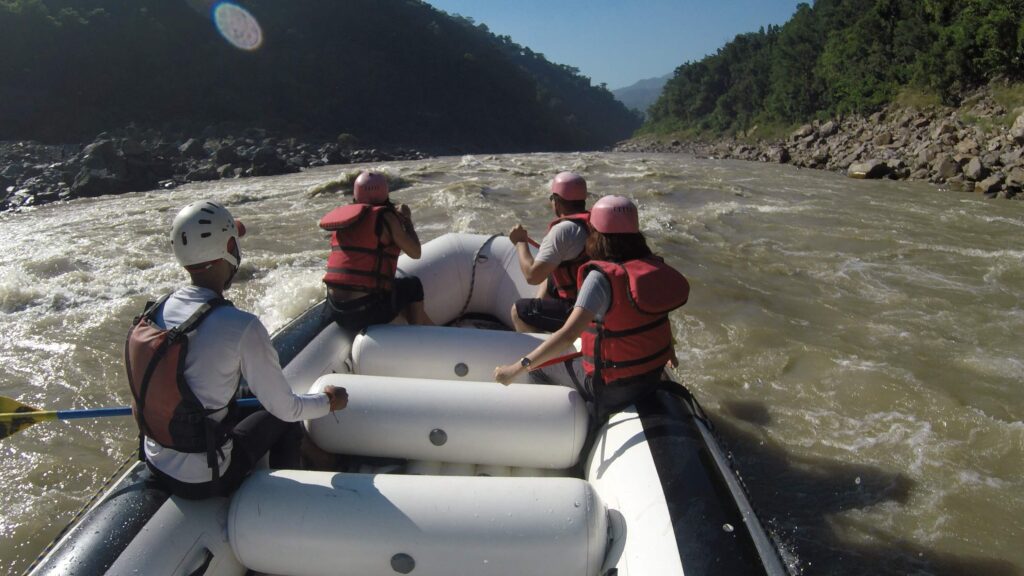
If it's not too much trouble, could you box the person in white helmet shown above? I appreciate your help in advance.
[508,171,591,333]
[319,171,433,332]
[126,200,348,499]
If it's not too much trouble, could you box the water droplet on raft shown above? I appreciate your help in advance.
[855,476,862,485]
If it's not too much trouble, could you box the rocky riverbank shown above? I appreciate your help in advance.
[0,127,430,212]
[617,89,1024,200]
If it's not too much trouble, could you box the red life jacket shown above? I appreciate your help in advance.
[125,295,237,467]
[578,257,689,385]
[320,203,400,292]
[545,211,590,301]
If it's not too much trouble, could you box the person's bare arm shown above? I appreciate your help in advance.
[509,225,559,285]
[383,207,422,259]
[494,306,594,384]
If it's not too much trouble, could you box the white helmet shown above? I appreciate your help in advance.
[170,200,246,268]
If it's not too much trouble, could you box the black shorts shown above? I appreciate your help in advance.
[328,276,425,333]
[514,297,574,333]
[147,409,302,500]
[577,369,664,423]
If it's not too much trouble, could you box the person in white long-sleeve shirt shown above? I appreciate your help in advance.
[127,200,347,499]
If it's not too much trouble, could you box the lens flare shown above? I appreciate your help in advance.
[213,2,263,51]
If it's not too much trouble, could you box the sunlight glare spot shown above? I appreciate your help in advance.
[213,2,263,51]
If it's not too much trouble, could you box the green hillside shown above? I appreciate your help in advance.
[645,0,1024,136]
[0,0,639,150]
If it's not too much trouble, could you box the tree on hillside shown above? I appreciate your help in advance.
[0,0,639,150]
[644,0,1024,135]
[764,3,825,122]
[917,0,1024,99]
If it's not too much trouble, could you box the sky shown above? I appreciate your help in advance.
[425,0,806,90]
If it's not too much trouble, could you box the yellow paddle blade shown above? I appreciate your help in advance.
[0,396,50,441]
[0,396,36,414]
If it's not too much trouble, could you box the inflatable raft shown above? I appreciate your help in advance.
[27,233,788,576]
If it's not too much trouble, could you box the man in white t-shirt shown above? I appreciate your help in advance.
[508,171,591,333]
[126,200,347,499]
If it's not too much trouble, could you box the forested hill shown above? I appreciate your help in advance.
[645,0,1024,136]
[0,0,640,151]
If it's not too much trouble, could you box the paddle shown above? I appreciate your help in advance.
[0,396,261,442]
[528,351,582,371]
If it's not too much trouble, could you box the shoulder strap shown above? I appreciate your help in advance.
[167,297,232,341]
[137,293,172,323]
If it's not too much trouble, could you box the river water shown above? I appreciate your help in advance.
[0,152,1021,575]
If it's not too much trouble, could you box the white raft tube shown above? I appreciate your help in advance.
[398,233,530,326]
[306,373,589,469]
[353,324,579,386]
[228,470,609,576]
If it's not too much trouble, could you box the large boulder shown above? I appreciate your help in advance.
[809,150,830,168]
[916,146,938,170]
[213,144,243,165]
[1011,113,1024,144]
[1006,167,1024,189]
[768,146,790,164]
[185,166,220,182]
[70,168,133,198]
[912,115,932,129]
[179,138,207,159]
[955,139,979,155]
[80,139,127,178]
[963,157,987,181]
[932,155,960,181]
[847,159,891,179]
[819,120,839,138]
[1,162,23,181]
[975,174,1004,195]
[120,138,148,158]
[250,146,295,176]
[1000,147,1023,167]
[791,124,815,140]
[932,121,957,139]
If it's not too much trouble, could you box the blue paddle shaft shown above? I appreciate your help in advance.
[54,397,262,421]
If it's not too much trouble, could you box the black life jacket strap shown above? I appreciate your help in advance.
[584,345,673,369]
[331,245,399,260]
[325,267,392,280]
[169,297,232,340]
[584,316,668,339]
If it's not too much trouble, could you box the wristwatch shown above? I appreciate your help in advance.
[519,357,532,369]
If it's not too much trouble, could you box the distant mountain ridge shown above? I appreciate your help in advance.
[0,0,639,151]
[612,74,671,116]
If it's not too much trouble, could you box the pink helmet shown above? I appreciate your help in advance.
[590,195,639,234]
[353,171,389,204]
[550,171,587,201]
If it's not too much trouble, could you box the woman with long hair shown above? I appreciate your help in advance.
[494,195,689,421]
